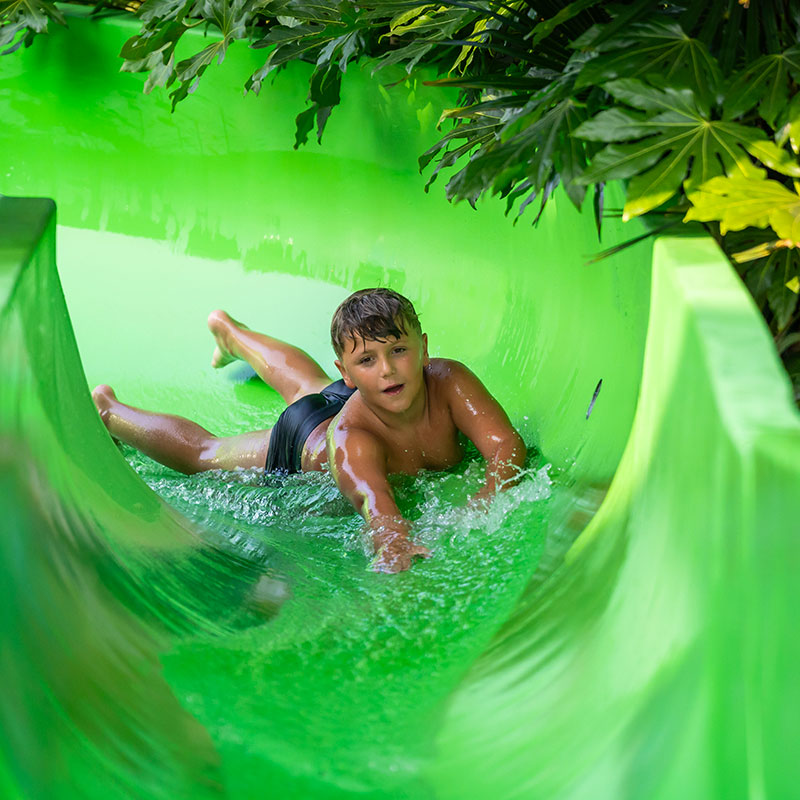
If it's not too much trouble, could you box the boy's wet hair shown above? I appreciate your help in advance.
[331,288,422,358]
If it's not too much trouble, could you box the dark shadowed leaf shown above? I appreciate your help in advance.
[724,45,800,127]
[445,96,587,211]
[167,0,255,109]
[767,249,800,332]
[418,119,497,190]
[593,181,604,240]
[526,0,603,48]
[575,18,723,107]
[0,0,65,53]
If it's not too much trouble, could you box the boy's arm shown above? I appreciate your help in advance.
[445,361,527,501]
[327,425,430,573]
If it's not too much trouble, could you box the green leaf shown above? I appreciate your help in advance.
[424,74,547,91]
[0,0,65,31]
[420,123,496,191]
[120,19,191,91]
[724,45,800,127]
[390,6,469,37]
[387,3,434,33]
[527,0,602,49]
[575,19,723,108]
[419,119,494,167]
[575,79,800,220]
[570,0,655,51]
[445,98,588,211]
[450,17,487,74]
[570,106,655,142]
[785,93,800,156]
[303,63,341,144]
[247,23,324,94]
[685,176,800,243]
[168,0,254,108]
[378,3,474,44]
[767,250,799,332]
[0,0,65,53]
[293,105,316,148]
[778,331,800,355]
[437,94,529,124]
[371,39,435,74]
[136,0,194,25]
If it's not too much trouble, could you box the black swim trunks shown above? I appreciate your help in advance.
[265,379,356,474]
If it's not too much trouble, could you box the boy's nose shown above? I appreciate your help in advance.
[379,357,394,376]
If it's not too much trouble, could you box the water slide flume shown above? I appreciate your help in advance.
[1,9,799,799]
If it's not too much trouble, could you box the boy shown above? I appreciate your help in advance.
[92,288,526,573]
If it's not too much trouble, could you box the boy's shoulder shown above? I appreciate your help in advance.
[427,356,460,373]
[426,357,482,394]
[427,357,470,381]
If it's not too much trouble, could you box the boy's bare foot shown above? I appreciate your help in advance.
[92,385,125,448]
[92,384,117,427]
[208,309,248,369]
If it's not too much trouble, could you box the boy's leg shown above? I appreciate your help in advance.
[208,310,331,405]
[92,385,270,474]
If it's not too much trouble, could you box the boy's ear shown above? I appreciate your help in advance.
[422,333,430,367]
[335,359,356,390]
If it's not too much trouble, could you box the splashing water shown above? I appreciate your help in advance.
[119,445,555,798]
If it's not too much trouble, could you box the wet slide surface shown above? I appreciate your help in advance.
[3,9,800,800]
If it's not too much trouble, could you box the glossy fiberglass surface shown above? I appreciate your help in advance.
[2,10,799,800]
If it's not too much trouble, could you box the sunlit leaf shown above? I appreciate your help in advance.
[685,176,800,244]
[450,17,487,74]
[387,3,434,34]
[731,240,786,264]
[389,6,469,38]
[575,79,800,219]
[783,93,800,156]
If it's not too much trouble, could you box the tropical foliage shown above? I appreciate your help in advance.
[3,0,800,398]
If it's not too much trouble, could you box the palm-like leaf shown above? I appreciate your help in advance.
[724,45,800,127]
[575,78,800,219]
[574,19,723,108]
[0,0,65,54]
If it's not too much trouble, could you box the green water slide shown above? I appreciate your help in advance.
[2,9,800,800]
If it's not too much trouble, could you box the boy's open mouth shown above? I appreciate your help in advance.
[383,383,404,395]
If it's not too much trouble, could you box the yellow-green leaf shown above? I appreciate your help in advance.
[389,4,434,32]
[787,94,800,156]
[451,18,487,74]
[685,176,800,243]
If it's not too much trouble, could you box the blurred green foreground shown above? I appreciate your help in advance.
[1,10,800,800]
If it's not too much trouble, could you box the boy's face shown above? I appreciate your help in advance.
[335,328,429,413]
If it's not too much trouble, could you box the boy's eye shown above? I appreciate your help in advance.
[393,347,407,354]
[359,356,373,365]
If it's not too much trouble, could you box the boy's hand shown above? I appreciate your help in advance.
[371,530,431,573]
[327,426,430,572]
